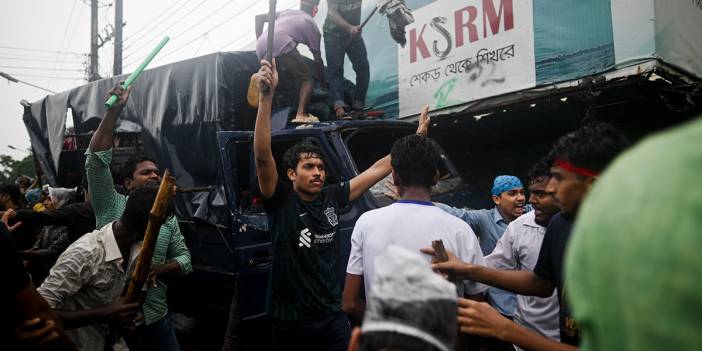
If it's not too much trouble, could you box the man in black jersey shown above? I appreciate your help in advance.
[252,60,429,351]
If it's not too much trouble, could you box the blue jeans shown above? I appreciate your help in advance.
[270,312,351,351]
[324,34,370,109]
[127,314,181,351]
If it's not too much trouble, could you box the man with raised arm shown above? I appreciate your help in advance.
[252,59,428,351]
[85,84,192,351]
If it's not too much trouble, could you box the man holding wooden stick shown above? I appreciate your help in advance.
[252,58,428,350]
[37,184,172,350]
[85,83,192,350]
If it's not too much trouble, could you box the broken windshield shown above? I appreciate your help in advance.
[341,125,467,207]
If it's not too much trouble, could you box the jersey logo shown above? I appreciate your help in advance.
[324,207,338,226]
[298,228,312,248]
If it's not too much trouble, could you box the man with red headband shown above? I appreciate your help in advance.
[424,123,629,350]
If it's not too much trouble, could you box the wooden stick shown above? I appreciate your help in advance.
[123,169,176,303]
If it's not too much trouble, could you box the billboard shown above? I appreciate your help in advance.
[306,0,698,118]
[397,0,536,116]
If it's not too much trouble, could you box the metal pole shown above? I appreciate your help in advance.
[90,0,99,81]
[113,0,123,75]
[0,72,57,94]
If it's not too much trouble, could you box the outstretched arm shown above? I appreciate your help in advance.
[253,60,280,198]
[88,84,130,152]
[348,106,430,201]
[422,247,556,298]
[458,299,576,351]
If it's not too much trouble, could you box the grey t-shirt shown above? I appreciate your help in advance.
[323,0,362,36]
[256,9,321,59]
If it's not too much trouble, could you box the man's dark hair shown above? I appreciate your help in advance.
[121,183,173,231]
[548,122,630,175]
[527,157,552,185]
[391,135,441,189]
[300,0,319,14]
[283,138,326,172]
[118,154,157,185]
[0,184,23,206]
[359,332,442,351]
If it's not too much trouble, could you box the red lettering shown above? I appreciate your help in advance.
[409,24,431,63]
[455,6,479,48]
[483,0,514,37]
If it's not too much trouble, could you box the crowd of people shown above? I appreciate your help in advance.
[3,0,701,350]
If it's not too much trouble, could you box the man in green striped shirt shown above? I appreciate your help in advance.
[85,84,192,350]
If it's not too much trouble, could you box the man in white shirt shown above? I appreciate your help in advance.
[343,134,488,323]
[38,184,172,350]
[485,158,561,347]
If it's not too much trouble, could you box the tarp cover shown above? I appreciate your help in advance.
[24,51,263,220]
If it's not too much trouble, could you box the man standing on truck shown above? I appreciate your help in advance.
[251,59,428,350]
[256,0,325,123]
[85,84,192,351]
[325,0,370,119]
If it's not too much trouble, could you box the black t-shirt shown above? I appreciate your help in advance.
[533,212,580,346]
[1,224,31,345]
[324,0,363,36]
[264,180,350,320]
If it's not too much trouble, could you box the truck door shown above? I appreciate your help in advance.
[216,129,346,320]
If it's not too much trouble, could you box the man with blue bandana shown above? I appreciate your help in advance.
[435,175,527,333]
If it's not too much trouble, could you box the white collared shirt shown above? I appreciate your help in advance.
[485,211,561,343]
[38,223,139,351]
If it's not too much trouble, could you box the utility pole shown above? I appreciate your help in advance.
[113,0,123,75]
[89,0,100,81]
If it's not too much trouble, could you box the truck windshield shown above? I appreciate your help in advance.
[341,126,466,207]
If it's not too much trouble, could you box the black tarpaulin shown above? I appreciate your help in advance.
[24,51,262,220]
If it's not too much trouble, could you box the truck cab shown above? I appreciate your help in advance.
[169,119,470,347]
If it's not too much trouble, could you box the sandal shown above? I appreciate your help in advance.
[290,114,320,124]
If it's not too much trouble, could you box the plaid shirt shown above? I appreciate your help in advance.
[85,148,192,325]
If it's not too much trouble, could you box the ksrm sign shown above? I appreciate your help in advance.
[398,0,535,116]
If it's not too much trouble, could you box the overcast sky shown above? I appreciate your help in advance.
[0,0,307,160]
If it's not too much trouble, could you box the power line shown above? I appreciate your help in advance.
[48,0,80,89]
[123,0,210,58]
[8,73,84,80]
[0,46,82,55]
[148,0,260,65]
[52,3,88,88]
[126,0,188,39]
[217,0,298,52]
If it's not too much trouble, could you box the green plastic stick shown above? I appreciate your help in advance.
[105,36,170,108]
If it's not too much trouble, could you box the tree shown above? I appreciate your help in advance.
[0,154,36,184]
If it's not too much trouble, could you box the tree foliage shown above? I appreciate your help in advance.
[0,154,36,184]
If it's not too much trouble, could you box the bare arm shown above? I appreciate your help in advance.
[253,60,280,198]
[341,273,365,325]
[348,106,430,201]
[56,297,139,330]
[458,299,576,351]
[255,13,268,39]
[423,247,555,297]
[14,283,77,350]
[88,84,130,152]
